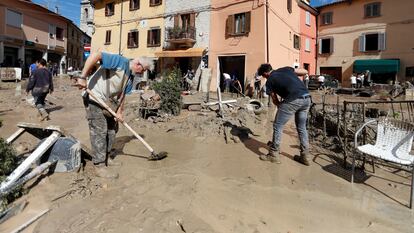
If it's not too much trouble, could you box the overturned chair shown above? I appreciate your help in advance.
[353,118,414,208]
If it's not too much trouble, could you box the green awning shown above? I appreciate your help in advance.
[353,59,400,74]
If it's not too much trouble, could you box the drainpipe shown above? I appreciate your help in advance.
[265,0,269,63]
[118,0,124,55]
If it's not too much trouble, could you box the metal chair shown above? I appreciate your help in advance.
[353,118,414,208]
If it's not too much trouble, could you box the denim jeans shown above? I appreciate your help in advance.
[271,97,311,153]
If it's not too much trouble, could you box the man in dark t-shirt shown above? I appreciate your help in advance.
[258,64,311,165]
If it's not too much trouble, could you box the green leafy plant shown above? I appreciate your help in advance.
[0,123,23,209]
[152,67,183,116]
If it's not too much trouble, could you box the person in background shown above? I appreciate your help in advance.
[29,60,39,77]
[223,73,232,93]
[317,74,325,90]
[26,59,53,121]
[350,73,357,88]
[303,74,309,89]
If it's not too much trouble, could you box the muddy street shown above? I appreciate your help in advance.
[0,78,413,233]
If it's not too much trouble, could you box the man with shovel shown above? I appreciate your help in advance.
[74,51,154,179]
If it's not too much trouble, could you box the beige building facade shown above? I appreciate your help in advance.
[92,0,164,66]
[209,0,302,92]
[0,0,68,76]
[317,0,414,86]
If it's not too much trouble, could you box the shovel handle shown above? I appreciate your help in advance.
[86,89,154,153]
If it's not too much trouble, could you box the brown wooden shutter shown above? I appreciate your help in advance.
[105,4,108,16]
[174,15,179,27]
[190,13,195,28]
[147,30,151,45]
[225,15,234,37]
[245,12,251,33]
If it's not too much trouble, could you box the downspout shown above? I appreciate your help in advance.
[118,0,124,55]
[315,11,318,75]
[265,0,269,63]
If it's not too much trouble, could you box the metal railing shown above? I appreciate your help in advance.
[165,26,196,41]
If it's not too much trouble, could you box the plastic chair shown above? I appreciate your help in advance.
[353,118,414,208]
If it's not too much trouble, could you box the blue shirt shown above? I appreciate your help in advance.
[265,67,309,101]
[101,52,133,94]
[30,63,37,73]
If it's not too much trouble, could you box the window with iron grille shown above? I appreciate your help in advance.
[147,28,161,47]
[105,30,111,44]
[321,12,333,25]
[365,2,381,18]
[128,31,139,48]
[149,0,162,7]
[105,2,115,16]
[130,0,139,11]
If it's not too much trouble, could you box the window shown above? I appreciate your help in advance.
[406,67,414,77]
[359,33,386,52]
[72,29,74,39]
[365,2,381,18]
[6,9,22,28]
[226,12,251,36]
[305,38,310,52]
[105,2,114,16]
[287,0,292,13]
[149,0,162,7]
[305,11,311,26]
[84,8,89,19]
[321,12,333,25]
[105,30,111,44]
[128,31,139,48]
[130,0,139,10]
[147,28,161,47]
[294,35,300,50]
[56,27,64,40]
[181,14,191,30]
[318,38,333,54]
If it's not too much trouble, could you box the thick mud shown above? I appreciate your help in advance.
[0,78,413,233]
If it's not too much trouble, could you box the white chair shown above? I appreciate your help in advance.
[353,118,414,208]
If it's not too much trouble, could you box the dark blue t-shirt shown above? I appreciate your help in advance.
[265,67,309,101]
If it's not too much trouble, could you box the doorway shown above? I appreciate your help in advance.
[218,55,245,92]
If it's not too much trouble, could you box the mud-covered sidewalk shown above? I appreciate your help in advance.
[0,78,413,233]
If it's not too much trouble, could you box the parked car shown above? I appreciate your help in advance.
[307,74,339,90]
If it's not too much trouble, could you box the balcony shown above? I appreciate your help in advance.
[165,26,196,47]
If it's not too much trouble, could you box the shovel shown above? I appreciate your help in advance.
[86,89,167,161]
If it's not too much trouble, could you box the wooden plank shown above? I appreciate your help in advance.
[6,128,25,144]
[205,99,237,106]
[0,131,61,192]
[10,209,50,233]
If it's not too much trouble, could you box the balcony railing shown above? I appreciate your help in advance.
[165,26,196,42]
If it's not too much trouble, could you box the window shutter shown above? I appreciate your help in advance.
[174,15,179,27]
[225,15,234,37]
[329,38,334,53]
[318,39,322,54]
[105,5,108,16]
[190,13,195,28]
[359,34,365,52]
[147,30,151,45]
[379,33,386,51]
[305,38,310,51]
[245,12,251,33]
[306,12,310,25]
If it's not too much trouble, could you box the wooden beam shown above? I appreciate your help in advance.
[6,128,25,144]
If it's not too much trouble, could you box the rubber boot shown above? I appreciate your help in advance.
[294,150,311,166]
[94,164,119,179]
[260,150,281,164]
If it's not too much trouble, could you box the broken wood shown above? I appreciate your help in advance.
[205,99,237,106]
[6,128,25,144]
[0,131,61,192]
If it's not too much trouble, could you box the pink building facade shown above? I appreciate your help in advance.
[209,0,302,92]
[299,1,317,75]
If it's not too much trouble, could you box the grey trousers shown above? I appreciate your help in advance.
[84,100,118,165]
